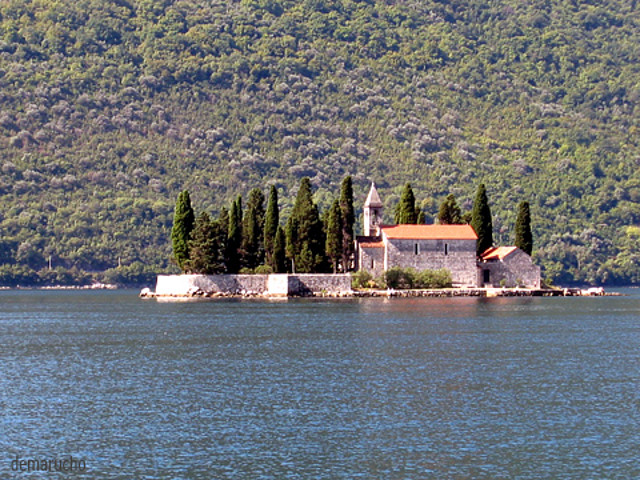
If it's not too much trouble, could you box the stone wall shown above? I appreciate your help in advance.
[155,273,352,297]
[480,250,541,288]
[156,274,268,296]
[385,238,478,286]
[288,274,352,295]
[358,246,385,278]
[266,274,289,297]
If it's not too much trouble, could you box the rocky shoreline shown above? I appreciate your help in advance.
[1,283,118,291]
[141,286,617,299]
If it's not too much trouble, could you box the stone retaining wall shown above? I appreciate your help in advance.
[287,274,352,296]
[155,273,352,297]
[156,274,269,296]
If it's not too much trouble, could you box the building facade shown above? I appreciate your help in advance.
[478,246,541,288]
[356,184,480,286]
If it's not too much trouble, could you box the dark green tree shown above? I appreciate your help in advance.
[186,212,225,274]
[218,206,229,242]
[226,196,243,273]
[298,243,314,273]
[339,176,355,272]
[217,207,229,272]
[242,188,265,269]
[273,225,287,273]
[171,190,195,271]
[394,183,418,224]
[264,185,279,269]
[438,194,463,225]
[471,184,493,256]
[285,177,325,273]
[326,198,343,273]
[515,201,533,255]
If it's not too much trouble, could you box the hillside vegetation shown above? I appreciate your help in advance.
[1,0,640,285]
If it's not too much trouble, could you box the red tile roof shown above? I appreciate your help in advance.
[481,246,518,261]
[381,224,478,240]
[359,241,384,248]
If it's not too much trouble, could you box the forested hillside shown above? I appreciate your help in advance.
[1,0,639,285]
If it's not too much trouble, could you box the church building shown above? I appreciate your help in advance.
[355,183,541,288]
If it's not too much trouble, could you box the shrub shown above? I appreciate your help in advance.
[385,267,416,289]
[254,265,273,274]
[351,269,373,288]
[384,267,452,289]
[415,268,452,288]
[434,269,452,288]
[374,275,387,289]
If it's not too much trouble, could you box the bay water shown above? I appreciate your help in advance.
[1,289,639,479]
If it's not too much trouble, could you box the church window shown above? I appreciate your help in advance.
[414,243,420,255]
[444,243,449,256]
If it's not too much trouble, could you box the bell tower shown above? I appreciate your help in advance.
[364,182,383,236]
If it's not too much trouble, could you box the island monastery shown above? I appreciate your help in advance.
[355,183,541,288]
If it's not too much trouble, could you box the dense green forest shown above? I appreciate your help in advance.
[1,0,639,286]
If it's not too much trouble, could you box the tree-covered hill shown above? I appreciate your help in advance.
[1,0,639,285]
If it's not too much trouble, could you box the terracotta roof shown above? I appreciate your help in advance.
[381,224,478,240]
[481,246,518,261]
[359,241,384,248]
[364,182,383,207]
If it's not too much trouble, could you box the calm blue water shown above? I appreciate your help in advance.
[1,289,639,479]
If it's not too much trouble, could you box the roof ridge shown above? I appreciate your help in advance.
[481,246,519,260]
[381,224,478,240]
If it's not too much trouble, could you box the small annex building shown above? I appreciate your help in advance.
[478,246,541,288]
[355,183,541,289]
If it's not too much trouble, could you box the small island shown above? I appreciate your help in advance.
[141,177,603,299]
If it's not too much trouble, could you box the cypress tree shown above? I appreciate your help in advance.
[339,176,355,272]
[171,190,195,271]
[264,185,279,268]
[471,184,493,256]
[394,183,418,224]
[326,198,343,273]
[273,225,287,273]
[298,243,314,273]
[285,215,298,272]
[218,207,229,241]
[186,212,225,274]
[438,194,463,225]
[218,207,229,272]
[515,201,533,255]
[242,188,265,269]
[285,177,324,273]
[217,207,229,272]
[234,195,243,232]
[226,196,242,273]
